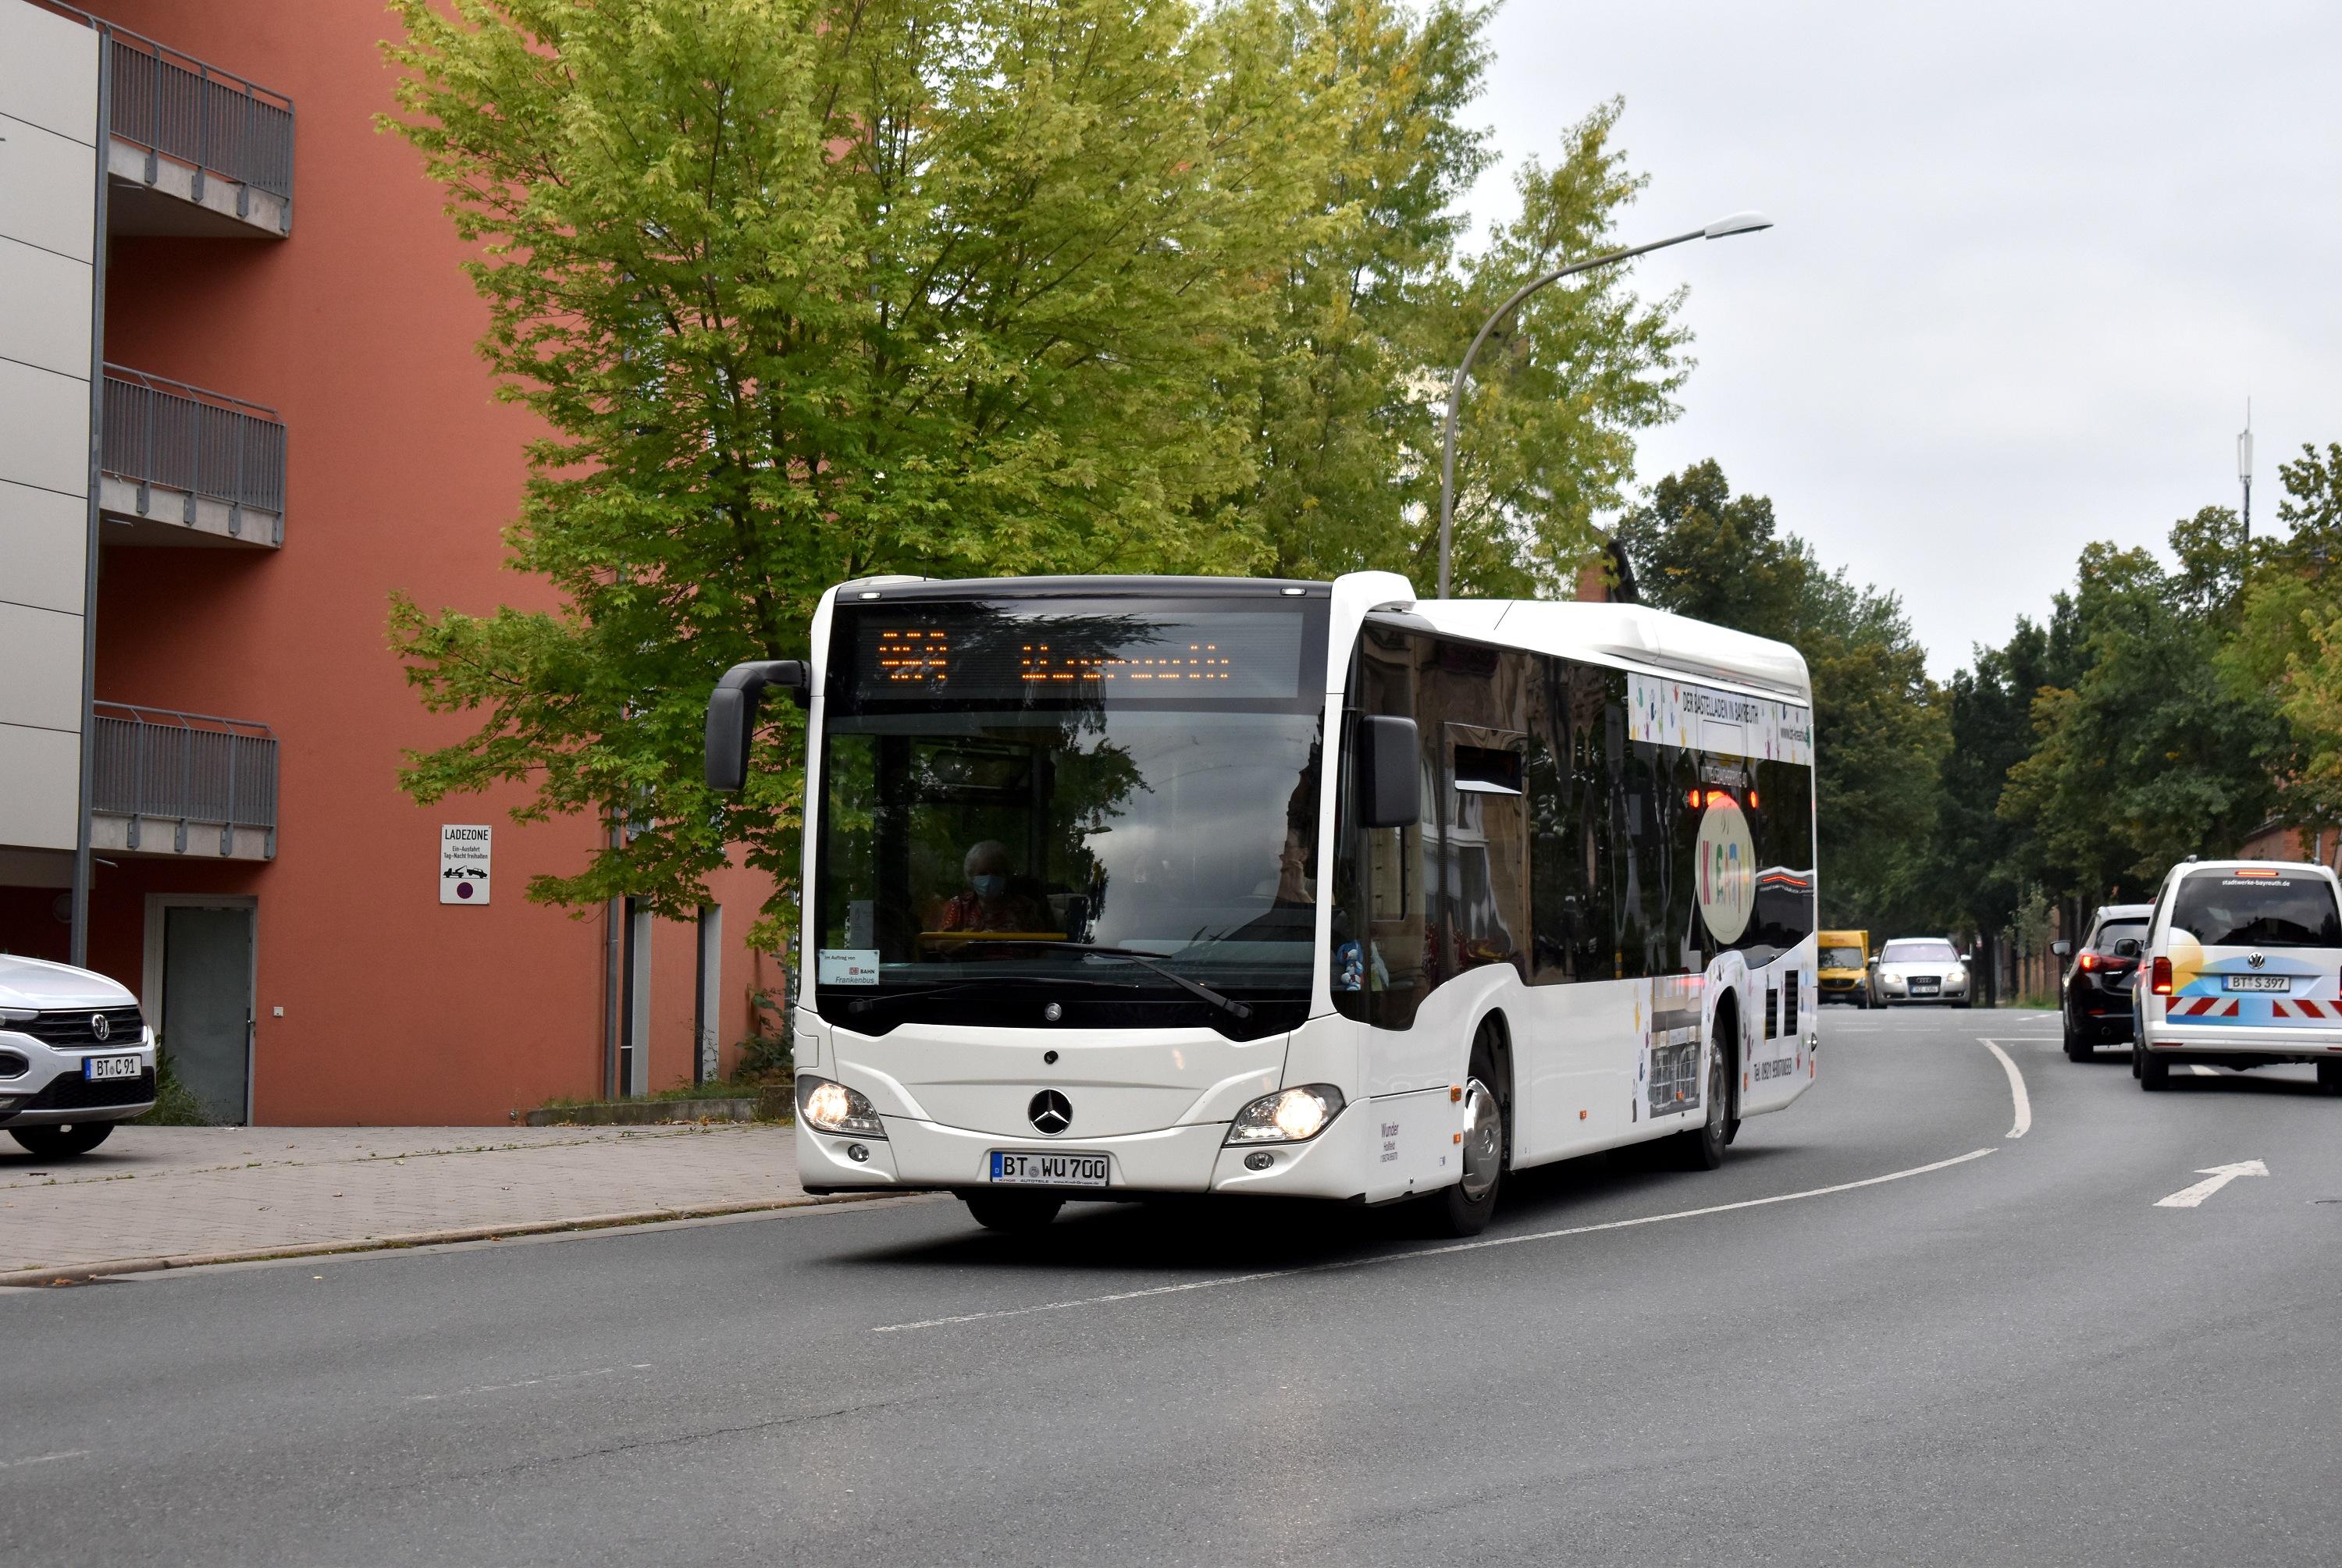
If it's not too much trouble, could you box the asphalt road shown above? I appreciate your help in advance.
[5,1006,2340,1566]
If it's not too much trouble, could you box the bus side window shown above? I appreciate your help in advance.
[1527,656,1578,983]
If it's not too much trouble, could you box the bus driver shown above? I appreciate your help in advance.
[936,841,1052,934]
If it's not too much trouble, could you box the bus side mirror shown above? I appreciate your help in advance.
[1354,715,1420,829]
[705,660,808,792]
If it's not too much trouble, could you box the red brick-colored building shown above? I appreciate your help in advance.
[0,0,775,1123]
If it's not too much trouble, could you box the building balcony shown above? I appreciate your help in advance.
[90,702,276,861]
[42,5,297,239]
[99,366,284,548]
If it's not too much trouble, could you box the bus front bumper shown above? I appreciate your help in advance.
[799,1104,1371,1202]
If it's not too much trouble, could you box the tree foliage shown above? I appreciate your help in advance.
[379,0,1692,930]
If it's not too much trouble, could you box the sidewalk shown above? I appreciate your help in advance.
[0,1122,826,1283]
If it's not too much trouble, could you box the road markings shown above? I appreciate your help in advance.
[0,1449,88,1471]
[1981,1040,2032,1138]
[2190,1065,2220,1077]
[872,1147,1999,1334]
[406,1364,655,1403]
[2155,1160,2268,1209]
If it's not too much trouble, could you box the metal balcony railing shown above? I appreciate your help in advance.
[102,366,286,524]
[91,702,278,858]
[41,3,295,208]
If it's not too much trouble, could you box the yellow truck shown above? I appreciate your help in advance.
[1817,930,1874,1008]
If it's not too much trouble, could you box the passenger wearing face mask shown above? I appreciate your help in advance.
[937,840,1053,934]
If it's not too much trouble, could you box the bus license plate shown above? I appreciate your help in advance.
[988,1151,1109,1187]
[2224,975,2290,992]
[83,1053,143,1081]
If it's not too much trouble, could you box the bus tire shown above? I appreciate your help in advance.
[963,1191,1064,1233]
[2316,1059,2342,1096]
[1430,1037,1507,1238]
[2138,1051,2170,1091]
[1676,1034,1730,1171]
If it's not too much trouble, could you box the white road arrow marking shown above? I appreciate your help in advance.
[2154,1160,2269,1209]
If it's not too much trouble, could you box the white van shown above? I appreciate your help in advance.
[2132,859,2342,1093]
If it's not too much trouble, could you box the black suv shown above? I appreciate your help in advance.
[2055,903,2152,1061]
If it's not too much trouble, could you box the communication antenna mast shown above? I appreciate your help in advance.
[2237,398,2254,547]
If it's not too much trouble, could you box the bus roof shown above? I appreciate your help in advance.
[824,573,1812,704]
[1402,597,1811,703]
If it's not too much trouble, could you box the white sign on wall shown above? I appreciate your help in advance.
[440,824,492,905]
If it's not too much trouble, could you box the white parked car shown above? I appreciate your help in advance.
[1872,937,1972,1008]
[0,954,157,1157]
[2133,859,2342,1093]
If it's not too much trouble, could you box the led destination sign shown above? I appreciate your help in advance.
[851,607,1306,702]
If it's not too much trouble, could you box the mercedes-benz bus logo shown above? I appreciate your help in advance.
[1027,1090,1073,1135]
[90,1013,111,1043]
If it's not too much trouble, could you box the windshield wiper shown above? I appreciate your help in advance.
[940,940,1253,1020]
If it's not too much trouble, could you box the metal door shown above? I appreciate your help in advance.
[162,905,254,1125]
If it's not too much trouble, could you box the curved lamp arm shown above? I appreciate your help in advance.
[1436,212,1771,599]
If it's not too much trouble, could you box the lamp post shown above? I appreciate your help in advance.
[1436,211,1774,599]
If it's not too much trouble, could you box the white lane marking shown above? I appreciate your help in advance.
[405,1364,654,1403]
[0,1449,88,1471]
[2190,1065,2220,1077]
[873,1147,1999,1333]
[1981,1040,2032,1138]
[2155,1159,2268,1209]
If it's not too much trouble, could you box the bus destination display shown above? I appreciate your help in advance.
[853,608,1304,701]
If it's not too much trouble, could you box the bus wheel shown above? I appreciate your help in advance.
[2316,1059,2342,1097]
[2138,1052,2170,1092]
[1677,1039,1729,1171]
[1432,1047,1507,1238]
[963,1192,1065,1233]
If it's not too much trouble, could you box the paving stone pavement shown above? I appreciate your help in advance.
[0,1123,808,1276]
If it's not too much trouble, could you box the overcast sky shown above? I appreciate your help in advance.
[1460,1,2342,675]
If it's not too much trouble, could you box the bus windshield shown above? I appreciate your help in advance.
[813,596,1327,1035]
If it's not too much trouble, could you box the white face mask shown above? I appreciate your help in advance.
[971,873,1008,900]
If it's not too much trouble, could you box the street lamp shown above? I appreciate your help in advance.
[1436,211,1774,599]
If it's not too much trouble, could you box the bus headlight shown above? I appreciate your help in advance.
[798,1075,886,1138]
[1226,1085,1345,1145]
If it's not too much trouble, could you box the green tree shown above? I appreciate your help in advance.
[1245,0,1492,582]
[379,0,1333,931]
[1612,458,1806,631]
[1998,535,2283,898]
[1244,16,1689,598]
[1616,460,1944,931]
[1922,615,2080,950]
[2227,442,2342,832]
[1428,105,1689,598]
[380,0,1695,934]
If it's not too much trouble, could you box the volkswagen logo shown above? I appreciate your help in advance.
[2248,951,2266,970]
[1027,1090,1073,1135]
[90,1013,111,1043]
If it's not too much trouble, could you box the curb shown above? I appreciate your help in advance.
[0,1191,899,1289]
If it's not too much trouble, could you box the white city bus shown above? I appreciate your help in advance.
[706,571,1819,1236]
